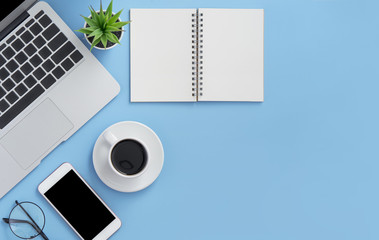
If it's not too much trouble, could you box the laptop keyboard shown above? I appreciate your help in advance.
[0,10,84,129]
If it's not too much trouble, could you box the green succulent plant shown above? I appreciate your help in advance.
[76,0,130,51]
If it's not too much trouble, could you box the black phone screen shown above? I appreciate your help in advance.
[44,170,115,240]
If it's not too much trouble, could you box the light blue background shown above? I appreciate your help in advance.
[1,0,379,239]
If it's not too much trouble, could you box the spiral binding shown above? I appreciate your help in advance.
[198,12,204,97]
[191,12,197,97]
[191,11,204,99]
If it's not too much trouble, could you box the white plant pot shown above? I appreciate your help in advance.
[83,12,124,50]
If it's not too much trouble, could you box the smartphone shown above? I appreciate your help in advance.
[38,163,121,240]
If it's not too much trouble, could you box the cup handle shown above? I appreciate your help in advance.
[103,131,118,147]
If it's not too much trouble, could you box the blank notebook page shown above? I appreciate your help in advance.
[130,9,196,102]
[198,9,264,101]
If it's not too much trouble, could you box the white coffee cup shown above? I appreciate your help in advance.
[102,130,150,178]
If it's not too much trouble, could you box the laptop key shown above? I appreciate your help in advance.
[25,19,35,27]
[70,50,83,63]
[41,74,56,89]
[30,23,43,36]
[52,66,65,79]
[6,36,16,44]
[39,15,52,28]
[6,60,18,73]
[33,67,46,80]
[0,44,5,51]
[0,84,45,129]
[0,86,5,98]
[20,31,34,44]
[52,41,75,64]
[42,59,54,72]
[42,24,59,40]
[0,68,10,80]
[6,91,18,104]
[0,55,5,67]
[33,36,46,48]
[2,47,15,59]
[48,32,68,51]
[21,62,33,75]
[35,10,44,19]
[24,75,37,88]
[16,27,25,36]
[0,99,10,112]
[15,83,27,96]
[24,44,37,56]
[11,71,24,83]
[11,39,24,51]
[15,52,28,65]
[61,58,74,71]
[30,54,43,67]
[2,79,15,91]
[39,46,52,59]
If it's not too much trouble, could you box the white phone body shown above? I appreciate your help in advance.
[38,163,121,240]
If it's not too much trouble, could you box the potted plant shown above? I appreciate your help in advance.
[77,0,130,51]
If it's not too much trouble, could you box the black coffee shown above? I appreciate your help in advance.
[111,139,147,175]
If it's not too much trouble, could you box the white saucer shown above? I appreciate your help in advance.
[93,121,164,192]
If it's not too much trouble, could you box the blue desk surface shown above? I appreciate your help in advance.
[2,0,379,239]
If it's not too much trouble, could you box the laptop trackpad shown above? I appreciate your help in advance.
[0,99,73,170]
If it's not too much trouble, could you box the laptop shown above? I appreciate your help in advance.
[0,0,120,198]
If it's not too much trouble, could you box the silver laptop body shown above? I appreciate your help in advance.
[0,0,120,198]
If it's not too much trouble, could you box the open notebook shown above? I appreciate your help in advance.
[130,9,264,102]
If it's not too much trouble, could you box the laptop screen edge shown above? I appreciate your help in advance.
[0,0,37,33]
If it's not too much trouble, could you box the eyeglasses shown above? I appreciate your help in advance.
[2,201,48,240]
